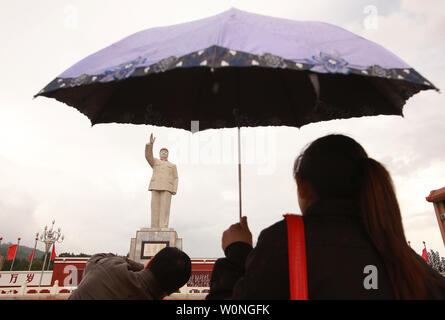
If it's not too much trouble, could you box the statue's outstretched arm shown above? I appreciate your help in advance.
[145,133,156,168]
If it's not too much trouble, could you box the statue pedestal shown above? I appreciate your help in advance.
[129,228,183,264]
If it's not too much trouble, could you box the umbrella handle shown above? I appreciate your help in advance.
[238,126,242,221]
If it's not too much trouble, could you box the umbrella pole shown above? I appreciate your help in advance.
[237,126,242,221]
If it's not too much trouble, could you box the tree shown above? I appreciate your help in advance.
[427,250,445,273]
[59,252,91,257]
[0,257,56,272]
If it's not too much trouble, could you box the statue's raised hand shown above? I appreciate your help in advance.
[149,133,156,144]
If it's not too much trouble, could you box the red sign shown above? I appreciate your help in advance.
[51,258,88,286]
[51,257,216,287]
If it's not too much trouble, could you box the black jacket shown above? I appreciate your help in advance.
[206,198,445,300]
[68,253,164,300]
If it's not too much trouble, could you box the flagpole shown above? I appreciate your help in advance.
[0,237,2,272]
[39,247,49,287]
[47,244,54,271]
[38,220,64,287]
[10,237,20,271]
[47,250,51,271]
[28,233,39,271]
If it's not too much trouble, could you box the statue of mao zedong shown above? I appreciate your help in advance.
[145,133,178,228]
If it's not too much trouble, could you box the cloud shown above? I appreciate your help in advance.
[354,0,445,80]
[0,157,40,248]
[404,209,445,256]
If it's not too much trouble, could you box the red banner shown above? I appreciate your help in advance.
[51,244,56,261]
[7,245,18,261]
[28,249,35,261]
[422,248,429,262]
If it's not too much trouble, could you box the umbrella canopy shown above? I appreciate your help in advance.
[35,8,437,131]
[35,8,439,220]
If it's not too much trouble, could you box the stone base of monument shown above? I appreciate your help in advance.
[129,228,183,264]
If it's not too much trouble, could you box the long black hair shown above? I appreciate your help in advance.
[293,134,443,299]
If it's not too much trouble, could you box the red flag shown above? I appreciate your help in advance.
[7,245,18,261]
[422,248,429,262]
[51,244,56,260]
[28,249,35,261]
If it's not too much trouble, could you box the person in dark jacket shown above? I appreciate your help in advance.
[69,247,191,300]
[206,134,445,300]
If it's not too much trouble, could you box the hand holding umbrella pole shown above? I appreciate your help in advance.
[222,216,252,251]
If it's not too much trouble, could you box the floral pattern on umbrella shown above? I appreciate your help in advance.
[309,52,350,74]
[36,45,437,97]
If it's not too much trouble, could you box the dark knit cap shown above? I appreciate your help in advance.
[148,247,191,294]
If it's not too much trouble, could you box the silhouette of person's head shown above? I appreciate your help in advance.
[293,134,368,212]
[147,247,191,295]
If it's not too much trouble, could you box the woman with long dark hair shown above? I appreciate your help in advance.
[206,134,445,299]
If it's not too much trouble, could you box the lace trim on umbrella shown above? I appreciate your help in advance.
[36,46,437,96]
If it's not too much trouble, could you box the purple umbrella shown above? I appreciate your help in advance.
[34,8,438,219]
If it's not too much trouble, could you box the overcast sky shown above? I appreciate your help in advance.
[0,0,444,259]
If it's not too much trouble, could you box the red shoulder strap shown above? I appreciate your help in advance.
[284,214,308,300]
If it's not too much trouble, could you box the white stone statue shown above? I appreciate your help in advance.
[145,133,178,228]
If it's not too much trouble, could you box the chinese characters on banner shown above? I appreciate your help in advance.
[187,271,211,287]
[0,271,51,286]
